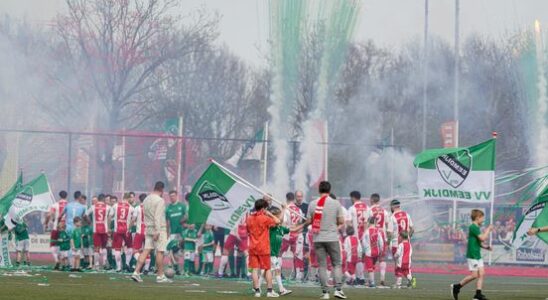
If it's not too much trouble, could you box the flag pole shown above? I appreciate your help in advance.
[488,132,497,265]
[210,158,306,220]
[121,131,126,194]
[262,121,269,188]
[176,116,184,193]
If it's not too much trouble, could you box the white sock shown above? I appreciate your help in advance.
[246,256,251,277]
[114,250,122,271]
[94,252,100,266]
[218,255,228,275]
[50,246,59,263]
[100,249,107,266]
[396,277,402,286]
[276,274,285,292]
[369,272,375,284]
[407,273,413,281]
[356,262,364,280]
[295,269,303,281]
[125,249,133,265]
[145,258,151,271]
[380,262,387,281]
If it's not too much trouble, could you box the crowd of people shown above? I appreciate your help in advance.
[11,180,417,298]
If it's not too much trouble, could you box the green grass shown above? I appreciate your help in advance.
[1,269,547,300]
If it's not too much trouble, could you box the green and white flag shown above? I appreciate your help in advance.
[3,174,55,230]
[512,185,548,248]
[225,127,265,168]
[413,138,496,202]
[188,163,262,229]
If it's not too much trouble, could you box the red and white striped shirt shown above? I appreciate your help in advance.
[49,199,67,231]
[132,204,146,235]
[86,202,108,234]
[368,204,389,242]
[343,235,363,262]
[390,210,414,246]
[109,201,134,233]
[284,202,303,237]
[395,240,412,268]
[348,201,368,238]
[362,226,384,257]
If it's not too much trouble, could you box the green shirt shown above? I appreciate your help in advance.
[202,231,214,253]
[82,225,93,248]
[269,226,290,257]
[182,228,197,251]
[165,203,186,235]
[71,227,83,249]
[57,231,71,251]
[14,223,29,241]
[466,223,482,259]
[166,239,180,253]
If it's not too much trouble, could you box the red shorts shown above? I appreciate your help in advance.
[93,233,108,249]
[309,250,318,268]
[248,254,270,270]
[50,230,59,247]
[395,264,410,277]
[133,233,145,251]
[225,234,248,253]
[112,232,133,250]
[364,256,379,272]
[392,247,398,257]
[281,234,299,253]
[347,259,359,275]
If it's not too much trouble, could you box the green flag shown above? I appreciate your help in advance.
[414,138,496,202]
[512,185,548,248]
[188,163,262,229]
[0,172,23,218]
[3,174,55,229]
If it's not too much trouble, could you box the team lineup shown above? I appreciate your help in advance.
[5,176,544,300]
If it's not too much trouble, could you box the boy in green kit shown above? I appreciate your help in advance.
[56,222,71,271]
[199,224,215,276]
[451,209,493,300]
[14,222,30,267]
[182,224,197,275]
[268,206,304,296]
[82,217,94,269]
[71,217,84,272]
[166,239,183,275]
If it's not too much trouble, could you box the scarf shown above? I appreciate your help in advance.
[311,195,328,235]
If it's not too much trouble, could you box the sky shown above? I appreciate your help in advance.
[1,0,547,66]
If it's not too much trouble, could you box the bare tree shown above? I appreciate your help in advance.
[41,0,218,190]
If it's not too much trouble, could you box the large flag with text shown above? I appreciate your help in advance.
[188,163,262,229]
[414,139,496,202]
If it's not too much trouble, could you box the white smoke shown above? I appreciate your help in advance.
[534,21,548,170]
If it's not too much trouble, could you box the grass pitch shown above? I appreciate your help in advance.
[1,268,547,300]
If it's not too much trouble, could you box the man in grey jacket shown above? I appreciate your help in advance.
[306,181,347,299]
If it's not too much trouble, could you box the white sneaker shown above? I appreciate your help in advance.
[131,273,143,283]
[267,291,280,298]
[320,293,330,299]
[254,292,261,298]
[156,275,173,283]
[334,290,347,299]
[280,290,292,296]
